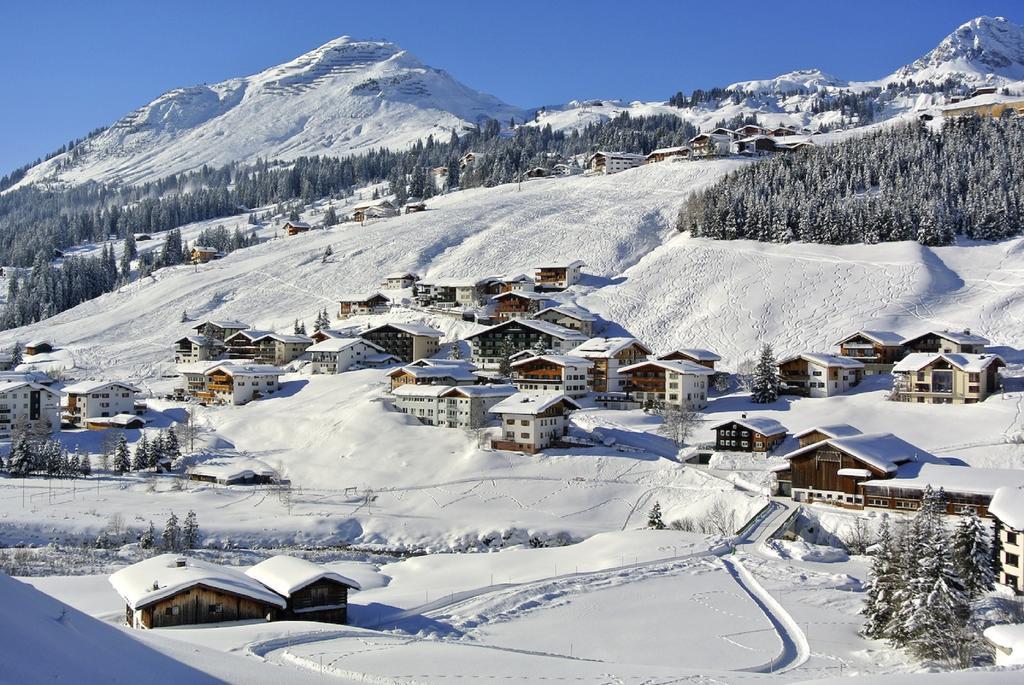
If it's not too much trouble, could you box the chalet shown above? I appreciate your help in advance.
[415,277,488,307]
[404,201,427,214]
[486,274,536,295]
[940,93,1024,119]
[173,335,226,364]
[793,423,863,449]
[585,151,644,175]
[0,353,13,371]
[523,166,551,179]
[0,381,61,438]
[224,330,312,365]
[246,555,361,624]
[510,355,592,398]
[492,291,549,321]
[284,220,312,236]
[134,233,152,241]
[110,555,286,629]
[645,146,690,164]
[990,486,1024,594]
[176,361,222,402]
[569,337,652,392]
[534,305,596,337]
[188,457,280,486]
[465,319,588,369]
[859,462,1024,518]
[192,320,249,341]
[834,330,905,374]
[387,360,480,391]
[774,139,816,152]
[381,272,420,289]
[393,383,517,429]
[459,151,486,171]
[63,381,141,428]
[710,127,738,139]
[902,329,989,354]
[657,348,721,370]
[489,393,581,454]
[734,135,779,156]
[891,352,1004,404]
[190,246,219,264]
[24,340,52,356]
[712,416,788,453]
[552,162,581,176]
[432,166,450,190]
[84,414,146,430]
[777,353,864,397]
[338,293,391,318]
[306,337,395,374]
[351,200,398,223]
[194,363,284,406]
[534,260,584,289]
[310,327,361,344]
[618,359,714,410]
[362,322,443,363]
[770,126,799,137]
[689,133,732,158]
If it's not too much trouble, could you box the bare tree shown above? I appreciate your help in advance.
[656,405,702,448]
[703,499,737,536]
[735,358,757,391]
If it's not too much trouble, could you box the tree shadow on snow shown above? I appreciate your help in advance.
[348,602,465,638]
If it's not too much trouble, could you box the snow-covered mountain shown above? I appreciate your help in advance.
[16,36,527,187]
[888,15,1024,85]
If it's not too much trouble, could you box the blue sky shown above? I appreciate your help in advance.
[1,0,1020,175]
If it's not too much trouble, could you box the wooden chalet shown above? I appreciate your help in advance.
[735,135,779,155]
[492,291,548,321]
[793,423,863,449]
[711,416,787,453]
[387,360,479,391]
[689,133,732,157]
[902,329,989,354]
[404,201,427,214]
[569,337,652,392]
[24,340,53,356]
[338,293,391,318]
[618,358,714,410]
[351,200,398,223]
[510,354,592,398]
[192,319,249,341]
[644,146,690,164]
[777,353,864,397]
[834,330,905,373]
[190,246,219,264]
[523,166,551,179]
[657,348,721,370]
[284,220,312,236]
[246,555,361,624]
[465,319,588,369]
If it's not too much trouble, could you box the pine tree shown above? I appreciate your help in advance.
[322,245,333,263]
[78,450,92,478]
[132,434,149,471]
[139,521,156,550]
[67,450,80,477]
[862,518,899,639]
[164,427,181,461]
[750,343,780,403]
[448,342,462,360]
[8,432,31,477]
[9,342,22,367]
[162,512,180,551]
[182,510,199,549]
[647,502,665,530]
[323,206,338,227]
[497,335,516,377]
[113,434,131,474]
[951,512,995,600]
[149,432,165,469]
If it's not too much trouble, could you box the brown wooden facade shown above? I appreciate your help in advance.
[658,350,716,369]
[788,442,886,497]
[132,584,279,629]
[493,293,543,321]
[837,334,903,364]
[713,421,785,453]
[339,294,390,317]
[283,578,351,624]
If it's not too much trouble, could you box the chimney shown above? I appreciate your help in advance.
[963,328,971,335]
[175,558,187,568]
[741,413,747,419]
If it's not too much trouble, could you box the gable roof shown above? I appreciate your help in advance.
[465,319,587,342]
[710,417,787,436]
[337,292,390,304]
[226,330,312,345]
[388,364,479,382]
[618,359,715,376]
[175,335,226,347]
[569,337,652,358]
[208,363,284,378]
[783,433,941,474]
[0,381,60,398]
[245,555,361,596]
[439,384,519,399]
[109,554,286,611]
[306,337,384,353]
[991,486,1024,530]
[365,322,443,338]
[534,259,585,270]
[659,348,721,362]
[902,329,990,346]
[489,393,581,415]
[778,352,865,369]
[192,320,248,331]
[384,271,420,280]
[492,291,550,302]
[511,354,594,369]
[893,352,1005,374]
[189,457,279,483]
[62,380,141,395]
[793,424,863,440]
[391,384,453,398]
[835,330,905,346]
[863,462,1024,498]
[535,305,596,322]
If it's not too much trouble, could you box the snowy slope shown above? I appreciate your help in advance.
[16,37,526,187]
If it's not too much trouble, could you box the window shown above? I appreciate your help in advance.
[1008,532,1019,545]
[164,606,180,616]
[520,433,530,439]
[520,420,529,426]
[867,498,889,507]
[208,604,224,614]
[1007,553,1021,567]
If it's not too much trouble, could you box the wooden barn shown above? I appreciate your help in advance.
[284,220,312,236]
[711,416,788,453]
[109,555,286,629]
[24,340,53,356]
[246,555,362,624]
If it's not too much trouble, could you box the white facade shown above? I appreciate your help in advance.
[393,384,517,429]
[173,335,225,364]
[534,260,584,289]
[63,381,140,427]
[190,364,284,406]
[587,151,644,175]
[306,338,387,374]
[619,359,714,410]
[779,353,865,398]
[510,355,592,399]
[0,381,61,438]
[490,393,580,453]
[533,306,595,337]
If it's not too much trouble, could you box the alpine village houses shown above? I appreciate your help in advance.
[362,322,443,363]
[465,319,588,369]
[712,416,788,453]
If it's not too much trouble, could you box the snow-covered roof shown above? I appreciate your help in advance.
[0,381,58,397]
[534,259,585,270]
[408,358,478,370]
[176,360,225,375]
[365,322,443,338]
[892,352,1004,373]
[940,93,1024,111]
[306,337,383,353]
[690,133,732,143]
[86,414,146,428]
[284,220,312,229]
[423,276,487,288]
[535,305,596,322]
[338,292,389,303]
[511,354,594,369]
[245,555,361,597]
[835,330,905,346]
[863,462,1024,497]
[989,486,1024,529]
[836,468,873,478]
[779,352,865,369]
[176,335,226,347]
[392,384,453,398]
[784,433,941,474]
[192,245,219,253]
[618,359,715,376]
[24,340,50,348]
[190,457,279,483]
[646,146,689,156]
[440,384,518,399]
[984,623,1024,654]
[209,363,284,378]
[62,380,141,395]
[389,364,479,382]
[660,348,722,362]
[193,320,248,330]
[710,417,787,436]
[902,329,990,346]
[227,330,312,344]
[466,319,587,342]
[491,291,549,302]
[109,554,287,611]
[384,271,419,280]
[793,424,863,440]
[489,393,581,416]
[589,151,644,161]
[569,337,652,358]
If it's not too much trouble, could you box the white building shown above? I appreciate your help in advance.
[0,381,62,438]
[569,337,653,393]
[534,260,584,289]
[393,383,517,429]
[173,335,226,364]
[990,485,1024,595]
[306,337,395,374]
[585,151,644,175]
[489,393,581,454]
[381,272,420,290]
[192,363,284,406]
[778,353,865,398]
[618,359,714,410]
[533,305,596,337]
[62,381,141,428]
[510,355,593,398]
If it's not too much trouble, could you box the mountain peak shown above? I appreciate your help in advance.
[726,68,846,94]
[891,15,1024,83]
